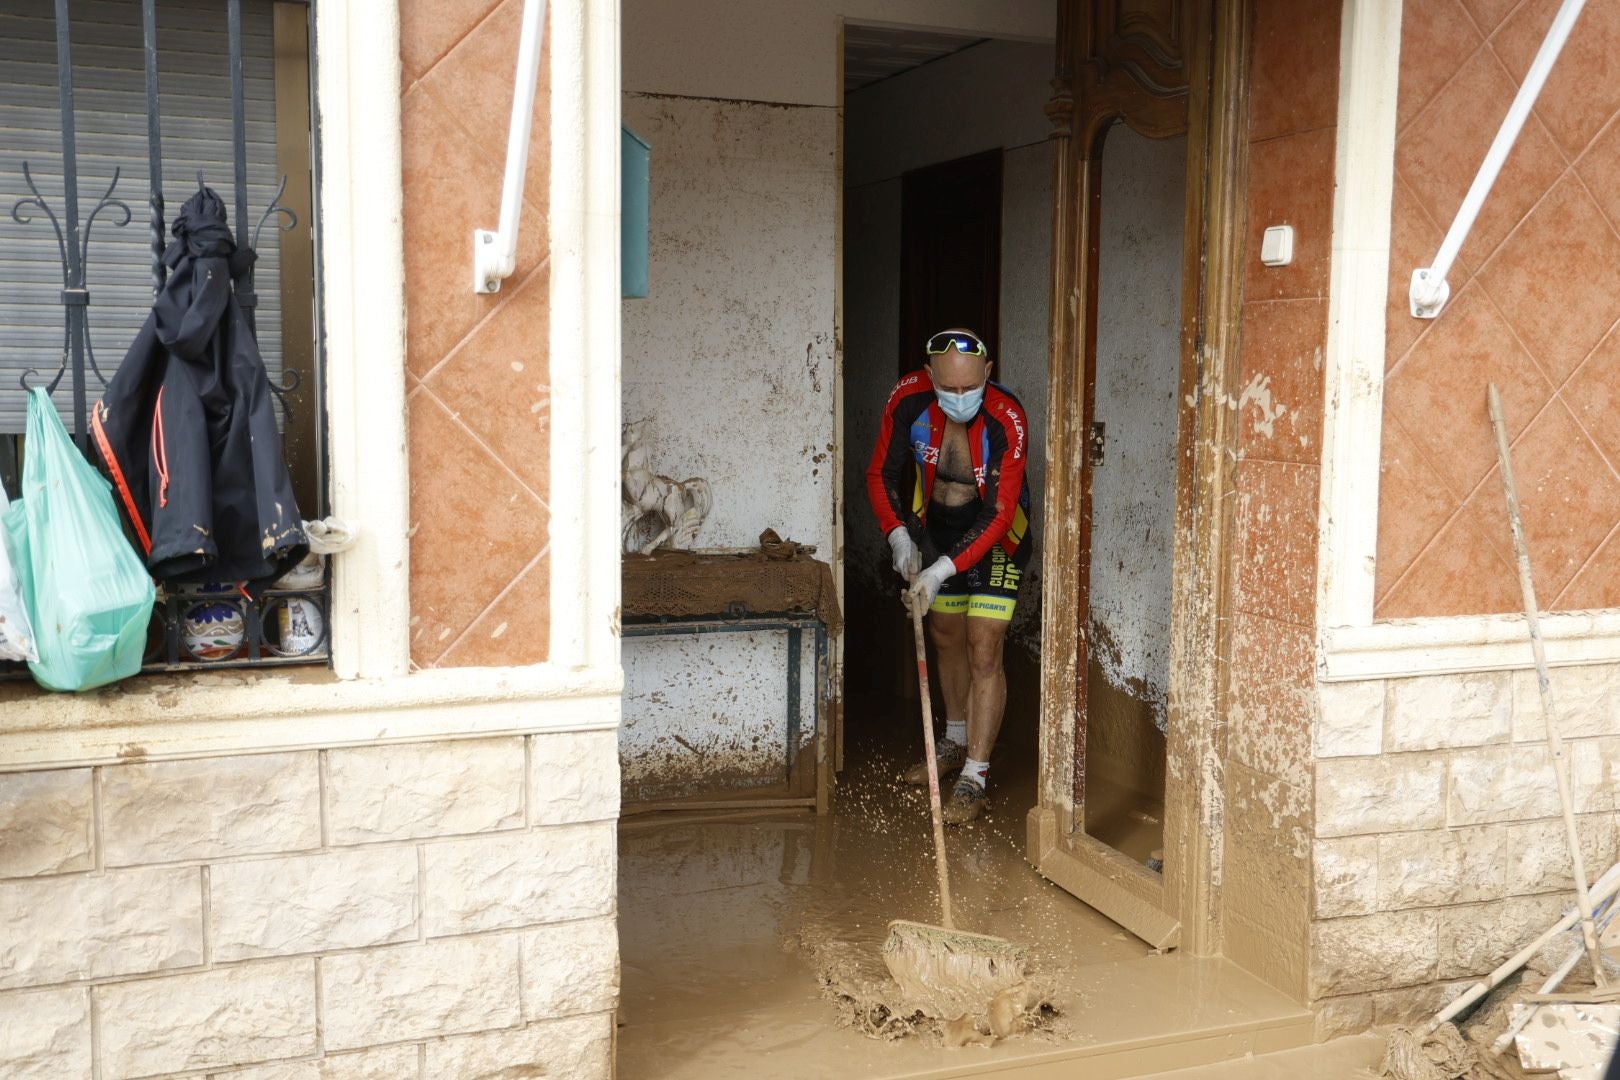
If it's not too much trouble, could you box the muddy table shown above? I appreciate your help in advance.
[622,550,841,814]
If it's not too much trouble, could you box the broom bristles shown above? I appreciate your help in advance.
[882,919,1031,1013]
[1379,1022,1478,1080]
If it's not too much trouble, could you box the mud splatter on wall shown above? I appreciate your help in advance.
[621,634,819,800]
[1220,0,1341,1003]
[1088,126,1187,735]
[619,91,837,795]
[621,93,836,553]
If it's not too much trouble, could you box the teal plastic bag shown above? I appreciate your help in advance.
[6,389,155,691]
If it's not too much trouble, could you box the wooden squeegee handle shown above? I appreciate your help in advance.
[1488,383,1608,987]
[912,599,955,930]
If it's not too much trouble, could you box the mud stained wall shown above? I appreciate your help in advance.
[1374,0,1620,618]
[1086,123,1184,756]
[621,633,818,800]
[619,90,836,796]
[402,0,553,669]
[842,39,1054,663]
[1220,0,1341,1005]
[621,94,837,553]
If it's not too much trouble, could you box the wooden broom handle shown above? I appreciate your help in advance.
[912,599,955,930]
[1488,383,1608,987]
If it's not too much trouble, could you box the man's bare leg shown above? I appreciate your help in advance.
[964,616,1008,761]
[928,610,970,725]
[901,610,971,785]
[939,615,1007,824]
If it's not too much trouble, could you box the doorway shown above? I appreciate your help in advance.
[841,28,1053,786]
[616,20,1181,1076]
[613,0,1318,1071]
[898,149,1002,376]
[1028,0,1249,956]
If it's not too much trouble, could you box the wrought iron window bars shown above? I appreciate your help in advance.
[4,0,327,674]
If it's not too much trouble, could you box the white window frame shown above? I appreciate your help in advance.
[314,0,411,680]
[1317,0,1620,682]
[315,0,620,680]
[0,0,623,770]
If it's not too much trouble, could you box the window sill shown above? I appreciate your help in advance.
[1318,609,1620,682]
[0,663,622,771]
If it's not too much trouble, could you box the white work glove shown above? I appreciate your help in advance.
[908,556,956,612]
[887,526,922,581]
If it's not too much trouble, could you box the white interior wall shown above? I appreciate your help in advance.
[1086,125,1187,731]
[621,93,837,554]
[842,40,1054,655]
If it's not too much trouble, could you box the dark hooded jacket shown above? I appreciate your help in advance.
[92,187,307,588]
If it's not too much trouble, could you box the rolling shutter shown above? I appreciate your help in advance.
[0,0,284,433]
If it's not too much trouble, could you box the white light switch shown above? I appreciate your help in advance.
[1261,225,1294,267]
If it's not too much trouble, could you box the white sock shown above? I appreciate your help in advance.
[960,758,989,789]
[944,719,967,746]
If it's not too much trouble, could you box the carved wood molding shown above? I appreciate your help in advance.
[1078,0,1192,142]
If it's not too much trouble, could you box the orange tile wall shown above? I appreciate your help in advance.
[1377,0,1620,617]
[1221,0,1341,1000]
[400,0,552,668]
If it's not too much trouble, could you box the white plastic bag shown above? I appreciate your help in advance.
[0,482,38,662]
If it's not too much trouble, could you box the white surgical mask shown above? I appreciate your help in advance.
[936,385,985,423]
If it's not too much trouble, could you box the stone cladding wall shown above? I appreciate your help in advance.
[0,730,619,1079]
[1310,666,1620,1036]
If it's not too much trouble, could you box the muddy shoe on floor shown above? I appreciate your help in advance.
[903,739,967,785]
[941,776,987,825]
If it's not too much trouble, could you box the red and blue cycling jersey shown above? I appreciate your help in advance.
[865,368,1033,574]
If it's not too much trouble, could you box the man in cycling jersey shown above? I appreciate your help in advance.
[865,328,1034,824]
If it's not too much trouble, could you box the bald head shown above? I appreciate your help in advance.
[926,328,991,394]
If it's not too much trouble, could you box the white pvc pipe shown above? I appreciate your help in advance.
[1411,0,1586,317]
[474,0,547,293]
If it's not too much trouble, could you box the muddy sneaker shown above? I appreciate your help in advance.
[941,776,987,825]
[902,739,967,785]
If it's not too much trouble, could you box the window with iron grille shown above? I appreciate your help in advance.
[0,0,326,675]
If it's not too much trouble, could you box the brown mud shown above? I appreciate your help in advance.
[617,703,1150,1071]
[788,914,1063,1044]
[615,584,1314,1077]
[1083,649,1168,865]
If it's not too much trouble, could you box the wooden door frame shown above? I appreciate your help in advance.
[1026,0,1252,955]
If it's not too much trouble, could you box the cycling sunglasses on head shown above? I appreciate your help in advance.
[925,331,988,358]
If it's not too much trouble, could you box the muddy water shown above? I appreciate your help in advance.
[1083,655,1168,866]
[617,719,1151,1077]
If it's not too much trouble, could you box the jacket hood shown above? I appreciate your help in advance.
[155,186,256,360]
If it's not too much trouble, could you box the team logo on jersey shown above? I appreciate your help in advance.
[1004,407,1025,460]
[886,371,924,411]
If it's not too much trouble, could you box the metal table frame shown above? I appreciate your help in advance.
[621,610,830,813]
